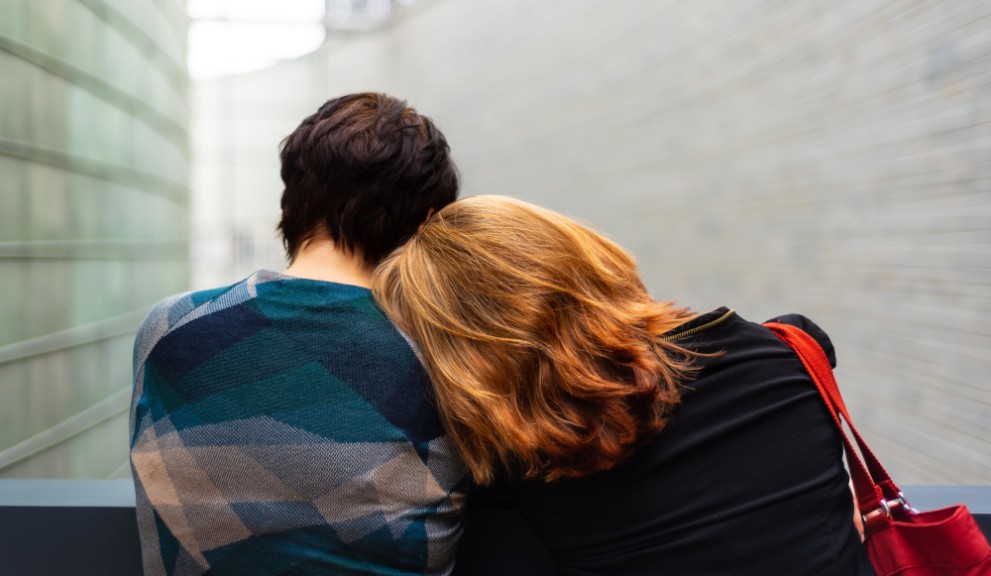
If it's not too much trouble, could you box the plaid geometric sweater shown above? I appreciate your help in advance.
[130,270,467,576]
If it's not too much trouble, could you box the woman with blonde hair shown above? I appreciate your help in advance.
[373,196,871,575]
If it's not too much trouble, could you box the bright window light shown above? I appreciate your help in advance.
[187,0,327,78]
[188,0,326,24]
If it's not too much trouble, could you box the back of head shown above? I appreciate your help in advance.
[278,93,459,266]
[373,196,695,484]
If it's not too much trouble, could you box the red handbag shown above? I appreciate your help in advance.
[765,321,991,576]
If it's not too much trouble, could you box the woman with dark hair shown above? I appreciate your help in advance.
[373,195,871,575]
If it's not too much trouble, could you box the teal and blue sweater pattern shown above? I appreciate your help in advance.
[130,270,466,576]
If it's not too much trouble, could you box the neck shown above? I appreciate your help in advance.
[283,237,373,288]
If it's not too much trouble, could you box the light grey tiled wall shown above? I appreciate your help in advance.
[196,1,990,483]
[0,0,189,478]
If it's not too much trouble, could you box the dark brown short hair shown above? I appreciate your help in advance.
[277,93,459,265]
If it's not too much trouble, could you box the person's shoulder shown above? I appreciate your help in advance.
[344,297,427,362]
[138,284,237,338]
[135,290,195,349]
[133,276,255,368]
[763,313,837,367]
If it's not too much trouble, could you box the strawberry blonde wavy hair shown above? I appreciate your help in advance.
[373,196,697,485]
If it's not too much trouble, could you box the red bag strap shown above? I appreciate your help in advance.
[764,322,908,530]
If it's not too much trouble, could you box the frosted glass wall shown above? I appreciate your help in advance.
[0,0,190,478]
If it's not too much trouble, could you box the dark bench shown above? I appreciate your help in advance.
[1,480,988,576]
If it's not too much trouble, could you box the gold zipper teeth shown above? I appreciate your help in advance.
[661,309,736,341]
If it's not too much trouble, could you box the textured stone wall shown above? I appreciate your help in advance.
[0,0,189,477]
[195,0,991,483]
